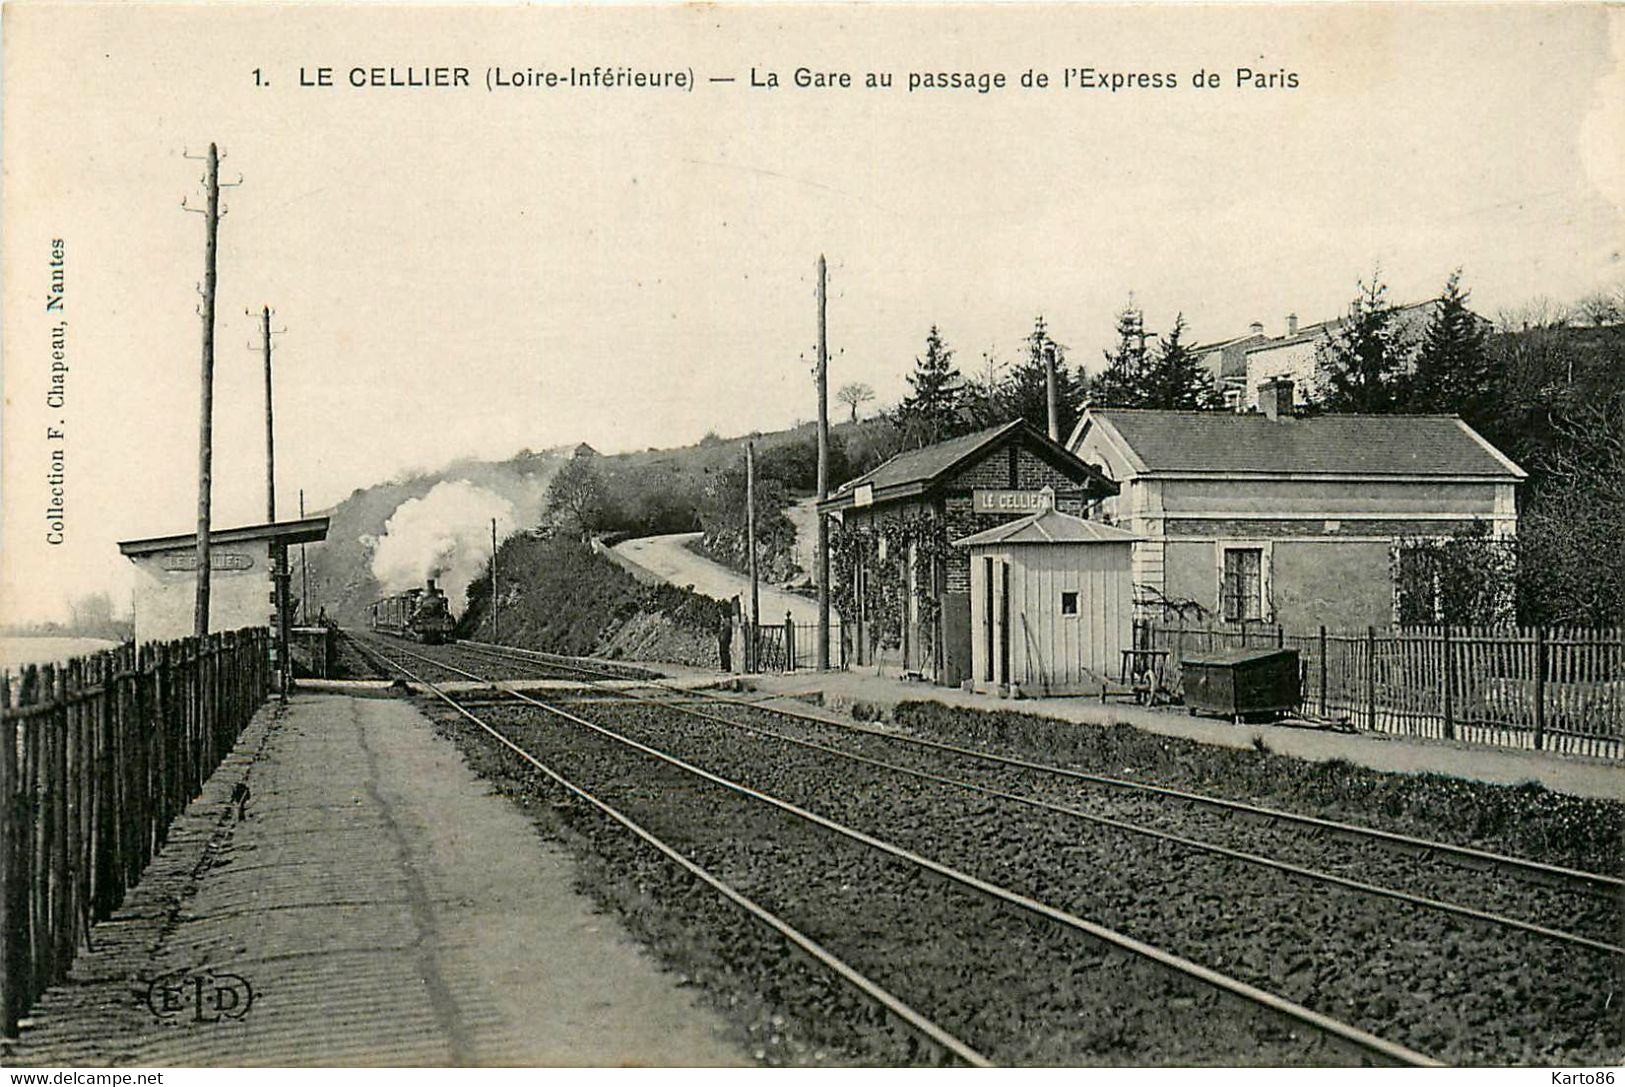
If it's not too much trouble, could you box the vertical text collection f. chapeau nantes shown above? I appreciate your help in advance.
[46,237,67,545]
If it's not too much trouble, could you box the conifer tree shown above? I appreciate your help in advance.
[1140,313,1219,409]
[1089,299,1150,408]
[999,315,1081,437]
[1315,270,1413,413]
[896,325,963,447]
[1408,269,1495,419]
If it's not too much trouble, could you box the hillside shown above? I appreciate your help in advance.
[302,449,568,624]
[458,533,725,667]
[303,418,895,625]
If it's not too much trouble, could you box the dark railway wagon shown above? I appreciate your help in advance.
[369,579,456,644]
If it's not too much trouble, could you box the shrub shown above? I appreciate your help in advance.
[889,700,1623,873]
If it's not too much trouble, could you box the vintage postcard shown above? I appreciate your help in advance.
[2,0,1621,1074]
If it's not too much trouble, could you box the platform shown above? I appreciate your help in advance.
[744,669,1625,802]
[3,694,746,1067]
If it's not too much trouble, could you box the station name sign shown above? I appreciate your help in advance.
[973,489,1051,515]
[159,551,256,572]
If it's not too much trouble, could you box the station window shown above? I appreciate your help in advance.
[1060,591,1079,616]
[1221,547,1265,622]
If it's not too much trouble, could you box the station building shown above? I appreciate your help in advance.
[1066,381,1525,630]
[818,420,1118,686]
[117,517,330,645]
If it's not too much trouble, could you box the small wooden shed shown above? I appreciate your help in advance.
[956,503,1138,697]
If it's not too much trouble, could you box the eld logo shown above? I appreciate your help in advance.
[144,969,254,1023]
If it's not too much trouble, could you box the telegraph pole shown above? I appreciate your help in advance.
[746,440,759,672]
[491,518,500,643]
[187,143,222,639]
[815,255,831,670]
[261,306,276,521]
[299,489,310,624]
[250,304,290,697]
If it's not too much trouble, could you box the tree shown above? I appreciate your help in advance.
[1494,296,1574,333]
[959,348,1009,430]
[1140,313,1220,410]
[698,455,797,580]
[545,451,608,538]
[1089,298,1150,408]
[998,315,1081,438]
[1315,270,1414,413]
[836,382,876,422]
[1407,269,1496,419]
[1574,286,1623,328]
[1515,394,1625,626]
[895,325,963,447]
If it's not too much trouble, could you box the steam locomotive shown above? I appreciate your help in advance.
[368,579,457,644]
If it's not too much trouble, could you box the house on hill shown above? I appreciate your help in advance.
[819,420,1118,685]
[1066,382,1525,630]
[1235,300,1488,411]
[1198,301,1490,409]
[1192,323,1268,410]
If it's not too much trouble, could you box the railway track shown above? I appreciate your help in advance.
[341,632,992,1067]
[454,637,1624,906]
[350,632,1624,1063]
[348,630,1445,1066]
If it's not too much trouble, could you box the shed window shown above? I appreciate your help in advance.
[1221,547,1264,622]
[1060,591,1079,616]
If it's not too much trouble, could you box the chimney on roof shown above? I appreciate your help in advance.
[1249,321,1265,337]
[1259,378,1295,421]
[1286,313,1298,337]
[1043,343,1060,442]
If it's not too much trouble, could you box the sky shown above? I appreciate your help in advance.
[3,2,1622,624]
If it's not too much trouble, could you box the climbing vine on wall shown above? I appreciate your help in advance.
[1390,521,1517,626]
[829,513,951,655]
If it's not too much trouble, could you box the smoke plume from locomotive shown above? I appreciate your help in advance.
[369,480,516,610]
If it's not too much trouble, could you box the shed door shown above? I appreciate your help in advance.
[982,556,995,682]
[998,560,1011,686]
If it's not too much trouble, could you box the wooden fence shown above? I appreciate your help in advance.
[0,627,270,1036]
[1135,620,1624,760]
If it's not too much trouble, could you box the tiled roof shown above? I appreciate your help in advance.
[1080,410,1525,478]
[1244,320,1339,355]
[839,421,1020,494]
[1192,332,1263,355]
[954,506,1140,547]
[822,419,1116,511]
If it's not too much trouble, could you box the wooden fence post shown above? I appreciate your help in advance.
[24,668,44,1003]
[1534,625,1547,752]
[785,613,796,673]
[47,665,66,987]
[1,673,17,1037]
[63,660,81,958]
[1441,625,1455,741]
[1365,626,1377,731]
